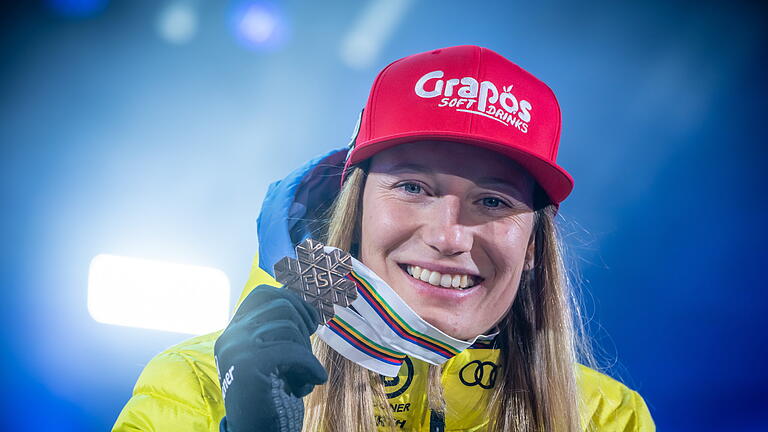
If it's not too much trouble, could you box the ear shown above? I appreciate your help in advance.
[524,236,535,271]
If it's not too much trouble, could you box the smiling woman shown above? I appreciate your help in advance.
[360,142,536,341]
[113,45,655,432]
[306,145,584,431]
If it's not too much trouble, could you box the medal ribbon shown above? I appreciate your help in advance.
[316,246,497,377]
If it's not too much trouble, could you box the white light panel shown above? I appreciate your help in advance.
[88,254,230,335]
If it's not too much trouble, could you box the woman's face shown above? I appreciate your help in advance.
[359,140,536,340]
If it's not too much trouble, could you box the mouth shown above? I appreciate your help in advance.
[398,263,483,290]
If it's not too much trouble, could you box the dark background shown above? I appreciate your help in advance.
[1,0,767,430]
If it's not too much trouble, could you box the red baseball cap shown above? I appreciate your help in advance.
[342,45,573,205]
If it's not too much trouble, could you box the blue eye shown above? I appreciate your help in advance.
[402,183,422,194]
[481,197,504,208]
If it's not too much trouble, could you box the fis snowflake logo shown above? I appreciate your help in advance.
[414,70,532,134]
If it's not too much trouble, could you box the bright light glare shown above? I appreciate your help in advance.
[341,0,412,69]
[88,254,230,335]
[229,1,288,50]
[240,7,276,43]
[157,1,198,45]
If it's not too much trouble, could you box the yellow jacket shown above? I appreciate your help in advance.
[113,262,655,431]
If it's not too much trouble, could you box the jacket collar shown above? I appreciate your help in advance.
[256,147,348,277]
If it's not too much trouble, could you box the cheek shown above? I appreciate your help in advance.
[483,216,534,281]
[359,192,418,263]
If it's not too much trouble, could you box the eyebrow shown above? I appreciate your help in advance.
[384,162,434,174]
[384,163,528,195]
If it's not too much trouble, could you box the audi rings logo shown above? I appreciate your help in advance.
[459,360,498,389]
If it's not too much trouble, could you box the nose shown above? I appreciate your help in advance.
[421,196,473,257]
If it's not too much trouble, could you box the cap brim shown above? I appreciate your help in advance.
[347,132,574,204]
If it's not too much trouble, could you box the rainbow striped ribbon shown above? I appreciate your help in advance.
[315,246,496,377]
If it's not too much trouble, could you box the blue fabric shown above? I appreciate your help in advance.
[257,147,349,277]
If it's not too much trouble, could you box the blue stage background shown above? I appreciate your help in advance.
[1,1,766,430]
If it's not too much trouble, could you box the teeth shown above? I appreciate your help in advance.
[428,271,441,285]
[405,265,478,290]
[419,268,430,282]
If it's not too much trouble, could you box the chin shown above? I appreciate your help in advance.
[420,313,477,341]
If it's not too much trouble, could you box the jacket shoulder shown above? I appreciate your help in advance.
[113,331,225,432]
[576,363,655,432]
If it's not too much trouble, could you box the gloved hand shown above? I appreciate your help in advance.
[214,285,327,432]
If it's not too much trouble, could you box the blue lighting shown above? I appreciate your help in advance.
[46,0,109,18]
[3,1,767,430]
[228,1,289,51]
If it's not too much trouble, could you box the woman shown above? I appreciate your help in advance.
[113,45,655,432]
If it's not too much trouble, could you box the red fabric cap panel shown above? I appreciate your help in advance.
[346,45,573,204]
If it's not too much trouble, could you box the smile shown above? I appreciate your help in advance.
[404,264,479,290]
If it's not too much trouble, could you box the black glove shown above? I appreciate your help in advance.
[214,285,327,432]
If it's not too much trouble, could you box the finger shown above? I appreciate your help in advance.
[279,288,323,333]
[250,319,311,349]
[244,297,304,326]
[275,344,328,397]
[236,286,319,335]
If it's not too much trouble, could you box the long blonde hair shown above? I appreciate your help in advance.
[303,165,597,432]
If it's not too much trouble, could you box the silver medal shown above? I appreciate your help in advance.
[274,238,357,323]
